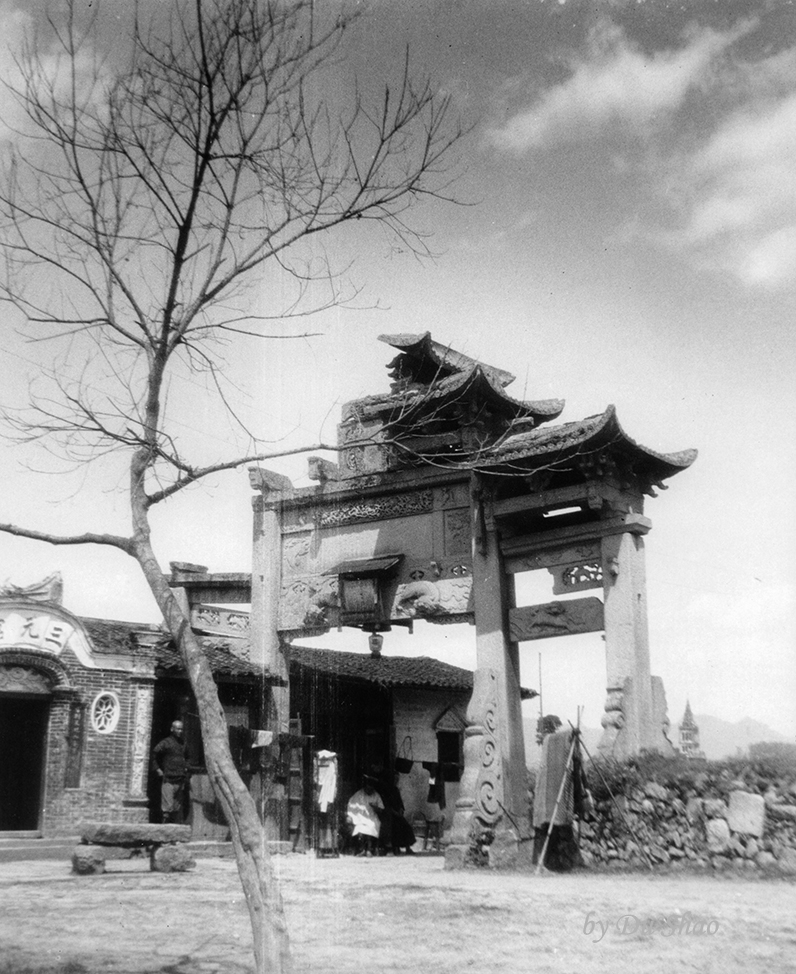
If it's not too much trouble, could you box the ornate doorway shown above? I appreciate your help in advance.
[0,667,51,831]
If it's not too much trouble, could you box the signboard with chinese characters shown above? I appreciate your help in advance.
[0,606,97,668]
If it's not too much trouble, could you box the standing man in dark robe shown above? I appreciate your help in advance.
[153,720,191,824]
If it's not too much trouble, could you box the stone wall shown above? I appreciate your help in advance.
[568,757,796,875]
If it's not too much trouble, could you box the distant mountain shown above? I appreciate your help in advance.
[683,714,791,761]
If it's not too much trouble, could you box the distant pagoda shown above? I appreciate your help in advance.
[678,701,705,759]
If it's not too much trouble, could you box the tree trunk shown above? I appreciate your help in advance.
[136,536,292,974]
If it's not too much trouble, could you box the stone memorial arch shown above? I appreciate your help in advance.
[248,333,696,859]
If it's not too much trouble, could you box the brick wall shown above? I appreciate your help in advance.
[42,649,150,836]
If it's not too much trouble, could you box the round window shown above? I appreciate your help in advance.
[91,692,121,734]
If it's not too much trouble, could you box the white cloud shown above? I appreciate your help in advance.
[0,2,108,144]
[487,19,754,152]
[663,86,796,288]
[486,14,796,288]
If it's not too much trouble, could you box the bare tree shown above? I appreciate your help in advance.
[0,1,461,970]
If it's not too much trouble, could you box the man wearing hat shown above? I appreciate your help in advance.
[346,772,384,857]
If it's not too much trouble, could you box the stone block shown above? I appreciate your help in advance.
[703,799,727,819]
[685,797,703,823]
[72,846,106,875]
[767,804,796,823]
[775,849,796,876]
[755,850,776,870]
[81,823,191,845]
[644,782,668,801]
[151,844,196,873]
[706,818,730,854]
[727,791,765,837]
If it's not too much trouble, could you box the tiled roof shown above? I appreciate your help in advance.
[80,617,262,677]
[81,617,163,655]
[287,644,537,699]
[79,617,537,697]
[154,640,263,677]
[482,405,697,480]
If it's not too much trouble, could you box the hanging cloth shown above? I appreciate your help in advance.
[422,761,446,810]
[395,735,414,774]
[315,750,338,813]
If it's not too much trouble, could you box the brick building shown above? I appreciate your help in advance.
[0,574,501,844]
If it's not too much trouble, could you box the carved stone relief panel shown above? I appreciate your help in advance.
[443,509,471,556]
[391,578,473,619]
[279,575,340,631]
[129,685,154,797]
[191,604,250,637]
[439,484,469,509]
[506,542,601,574]
[0,664,51,695]
[550,561,603,595]
[508,597,604,642]
[474,669,501,825]
[318,490,433,528]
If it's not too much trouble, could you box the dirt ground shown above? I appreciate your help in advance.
[1,853,795,974]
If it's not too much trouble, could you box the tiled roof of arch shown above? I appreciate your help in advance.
[479,405,697,482]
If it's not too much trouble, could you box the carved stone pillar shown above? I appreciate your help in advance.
[599,526,663,758]
[128,682,155,800]
[447,481,529,865]
[251,496,289,840]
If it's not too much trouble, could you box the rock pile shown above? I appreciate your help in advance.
[575,763,796,874]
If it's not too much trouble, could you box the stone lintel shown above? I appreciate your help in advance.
[502,513,651,569]
[493,481,634,518]
[509,597,604,642]
[167,573,252,605]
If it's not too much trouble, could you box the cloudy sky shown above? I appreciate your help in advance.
[1,0,794,740]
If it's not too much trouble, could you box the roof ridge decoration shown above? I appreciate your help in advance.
[378,332,517,387]
[376,332,564,423]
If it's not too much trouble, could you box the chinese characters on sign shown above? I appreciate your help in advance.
[0,610,74,654]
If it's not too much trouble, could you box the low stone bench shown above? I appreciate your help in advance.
[72,823,196,875]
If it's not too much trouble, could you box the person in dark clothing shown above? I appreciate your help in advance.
[153,720,191,824]
[378,772,416,856]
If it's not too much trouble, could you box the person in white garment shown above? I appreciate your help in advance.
[346,773,384,856]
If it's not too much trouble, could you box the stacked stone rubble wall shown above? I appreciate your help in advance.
[532,757,796,876]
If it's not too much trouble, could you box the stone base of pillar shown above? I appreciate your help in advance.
[444,844,469,870]
[444,827,534,870]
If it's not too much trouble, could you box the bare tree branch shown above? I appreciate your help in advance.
[0,521,133,553]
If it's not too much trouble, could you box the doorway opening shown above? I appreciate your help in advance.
[0,695,50,831]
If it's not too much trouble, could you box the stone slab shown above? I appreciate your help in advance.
[152,844,196,873]
[727,791,765,837]
[81,823,191,846]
